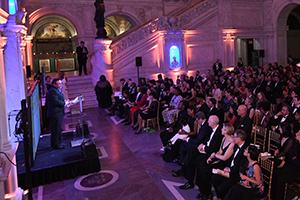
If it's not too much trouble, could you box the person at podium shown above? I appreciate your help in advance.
[46,78,65,149]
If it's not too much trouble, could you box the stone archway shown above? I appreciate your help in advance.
[30,15,78,74]
[104,13,138,39]
[276,2,300,65]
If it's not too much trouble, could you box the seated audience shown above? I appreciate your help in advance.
[271,128,300,200]
[211,129,248,199]
[224,145,263,200]
[194,123,235,199]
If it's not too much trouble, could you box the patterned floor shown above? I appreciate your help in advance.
[32,108,199,200]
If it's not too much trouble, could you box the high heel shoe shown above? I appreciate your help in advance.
[135,129,142,134]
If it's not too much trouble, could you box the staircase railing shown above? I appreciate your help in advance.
[111,0,217,58]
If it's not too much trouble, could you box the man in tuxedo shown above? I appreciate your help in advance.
[76,41,88,76]
[46,78,65,149]
[270,104,293,129]
[211,129,248,199]
[177,115,223,191]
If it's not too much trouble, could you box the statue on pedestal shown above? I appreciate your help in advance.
[94,0,108,39]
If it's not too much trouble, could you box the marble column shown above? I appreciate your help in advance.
[20,39,26,68]
[24,36,33,72]
[0,35,23,200]
[90,39,113,86]
[3,16,27,136]
[0,36,10,151]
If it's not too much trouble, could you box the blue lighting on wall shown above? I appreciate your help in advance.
[8,0,17,15]
[169,45,180,69]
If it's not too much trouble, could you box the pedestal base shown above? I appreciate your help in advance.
[90,39,113,86]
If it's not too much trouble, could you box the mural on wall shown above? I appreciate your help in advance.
[35,23,72,39]
[169,45,181,69]
[105,15,135,39]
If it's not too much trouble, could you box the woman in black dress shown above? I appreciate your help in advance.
[195,123,235,198]
[94,75,113,108]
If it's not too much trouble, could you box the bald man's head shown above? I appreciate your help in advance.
[208,115,219,128]
[237,104,248,117]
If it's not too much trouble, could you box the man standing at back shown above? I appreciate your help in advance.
[76,41,88,76]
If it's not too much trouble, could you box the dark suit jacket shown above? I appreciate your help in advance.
[46,85,65,118]
[196,103,210,118]
[76,46,88,62]
[271,114,293,128]
[204,126,223,156]
[229,142,248,182]
[188,121,211,147]
[234,116,253,139]
[208,107,219,117]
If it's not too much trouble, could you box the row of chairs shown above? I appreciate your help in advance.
[252,126,281,154]
[253,126,300,200]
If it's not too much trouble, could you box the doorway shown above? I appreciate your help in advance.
[236,38,262,67]
[31,15,78,74]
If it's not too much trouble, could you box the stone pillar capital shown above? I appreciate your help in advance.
[0,37,7,49]
[3,16,27,36]
[24,35,33,43]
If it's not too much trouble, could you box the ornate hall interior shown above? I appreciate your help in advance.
[0,0,300,200]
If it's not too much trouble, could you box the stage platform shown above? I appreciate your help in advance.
[16,132,101,188]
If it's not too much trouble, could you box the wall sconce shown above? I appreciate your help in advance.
[223,33,235,42]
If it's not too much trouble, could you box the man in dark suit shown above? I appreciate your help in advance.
[46,78,65,149]
[234,105,253,141]
[211,129,248,199]
[196,96,210,118]
[271,74,283,104]
[76,41,88,76]
[177,115,223,191]
[187,112,211,148]
[212,59,223,76]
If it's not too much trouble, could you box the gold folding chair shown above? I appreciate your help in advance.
[146,101,160,131]
[253,126,268,152]
[284,178,300,200]
[259,158,274,200]
[268,130,281,154]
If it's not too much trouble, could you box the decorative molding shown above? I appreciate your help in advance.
[178,0,217,27]
[0,37,7,49]
[0,9,9,24]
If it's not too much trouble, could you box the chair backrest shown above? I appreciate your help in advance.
[268,130,281,154]
[253,126,268,152]
[259,158,274,200]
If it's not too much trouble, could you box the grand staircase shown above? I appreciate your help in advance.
[66,75,98,110]
[110,0,218,80]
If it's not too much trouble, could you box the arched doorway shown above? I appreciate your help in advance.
[287,6,300,64]
[105,15,137,39]
[31,15,78,74]
[277,3,300,65]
